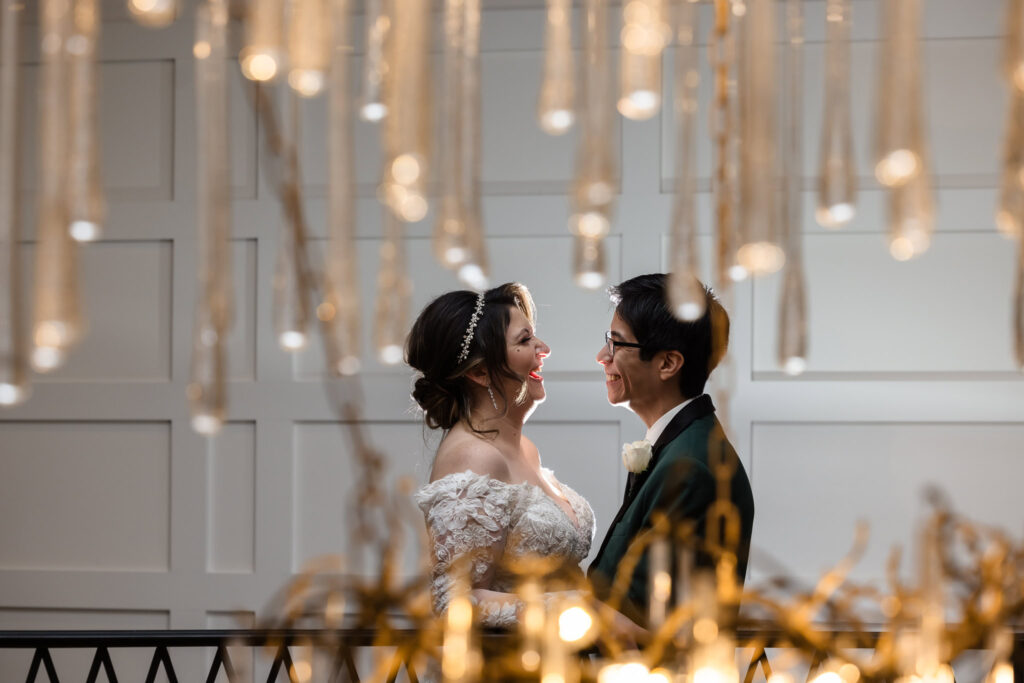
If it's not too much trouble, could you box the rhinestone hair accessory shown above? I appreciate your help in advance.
[456,292,486,365]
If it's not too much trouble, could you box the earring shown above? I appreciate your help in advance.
[487,385,498,410]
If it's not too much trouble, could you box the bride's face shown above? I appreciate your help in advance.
[502,306,549,406]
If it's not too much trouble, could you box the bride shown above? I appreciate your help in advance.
[407,283,643,640]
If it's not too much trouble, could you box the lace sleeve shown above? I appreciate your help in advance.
[415,471,521,626]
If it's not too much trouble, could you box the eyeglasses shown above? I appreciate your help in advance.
[605,330,644,357]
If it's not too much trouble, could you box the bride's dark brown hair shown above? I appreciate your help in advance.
[405,283,536,432]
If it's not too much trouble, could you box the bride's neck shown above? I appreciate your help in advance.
[471,398,532,450]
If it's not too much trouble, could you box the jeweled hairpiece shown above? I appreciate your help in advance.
[456,293,486,365]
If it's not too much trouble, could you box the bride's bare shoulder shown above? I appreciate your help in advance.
[430,429,510,484]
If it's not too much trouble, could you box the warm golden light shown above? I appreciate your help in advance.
[538,0,575,134]
[816,202,855,228]
[557,605,593,643]
[810,673,842,683]
[648,669,673,683]
[69,221,99,242]
[694,666,730,683]
[991,663,1014,683]
[190,411,223,436]
[838,663,860,683]
[360,102,387,122]
[0,382,27,405]
[288,70,324,97]
[127,0,176,27]
[240,50,279,81]
[540,108,574,134]
[617,88,660,119]
[736,241,785,275]
[574,211,611,238]
[378,344,403,365]
[783,356,807,376]
[457,263,489,291]
[573,235,606,290]
[279,330,307,351]
[30,345,64,373]
[693,617,718,644]
[875,149,919,187]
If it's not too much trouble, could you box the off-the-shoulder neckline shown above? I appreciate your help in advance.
[421,468,584,531]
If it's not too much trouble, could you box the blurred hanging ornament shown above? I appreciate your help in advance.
[538,0,575,134]
[668,0,705,321]
[188,0,232,435]
[0,0,29,405]
[778,0,807,376]
[815,0,857,229]
[322,0,362,376]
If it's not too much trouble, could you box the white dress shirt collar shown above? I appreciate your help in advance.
[644,395,698,446]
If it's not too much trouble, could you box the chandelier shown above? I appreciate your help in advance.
[0,0,1022,422]
[0,3,1022,681]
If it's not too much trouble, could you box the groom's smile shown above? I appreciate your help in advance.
[596,312,651,409]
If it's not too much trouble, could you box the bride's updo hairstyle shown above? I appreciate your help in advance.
[406,282,536,431]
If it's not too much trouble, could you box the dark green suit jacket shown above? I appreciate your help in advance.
[587,395,754,625]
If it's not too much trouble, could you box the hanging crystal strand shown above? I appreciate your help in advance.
[708,0,739,427]
[538,0,574,135]
[288,0,330,97]
[1004,0,1024,89]
[66,0,105,243]
[887,48,934,262]
[441,570,480,683]
[32,0,81,374]
[998,1,1024,239]
[915,520,952,682]
[456,0,489,291]
[1015,233,1024,369]
[519,578,543,673]
[374,209,411,365]
[874,0,923,188]
[668,0,704,321]
[322,0,361,376]
[815,0,856,229]
[710,0,743,287]
[187,0,232,436]
[379,0,430,223]
[736,0,783,277]
[358,0,389,122]
[648,535,671,629]
[0,0,28,405]
[126,0,176,27]
[573,234,606,289]
[570,0,614,288]
[241,0,284,82]
[273,90,312,352]
[777,0,807,376]
[434,0,470,271]
[996,87,1024,239]
[618,0,668,120]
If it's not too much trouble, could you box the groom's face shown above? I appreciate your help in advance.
[596,311,656,409]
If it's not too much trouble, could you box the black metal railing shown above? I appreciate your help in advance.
[0,628,1022,683]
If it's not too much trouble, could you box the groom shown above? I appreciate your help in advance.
[588,273,755,625]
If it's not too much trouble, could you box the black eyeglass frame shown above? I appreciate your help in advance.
[604,330,645,357]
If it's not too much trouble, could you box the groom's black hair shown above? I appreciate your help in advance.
[609,273,729,399]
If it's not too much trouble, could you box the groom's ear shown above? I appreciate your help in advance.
[657,350,684,381]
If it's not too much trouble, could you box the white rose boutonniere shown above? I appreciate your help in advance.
[621,439,654,474]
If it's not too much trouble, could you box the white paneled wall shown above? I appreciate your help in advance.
[0,1,1022,661]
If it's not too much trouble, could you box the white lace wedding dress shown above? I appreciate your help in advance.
[414,467,596,627]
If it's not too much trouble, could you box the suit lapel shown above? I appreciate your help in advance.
[589,395,717,573]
